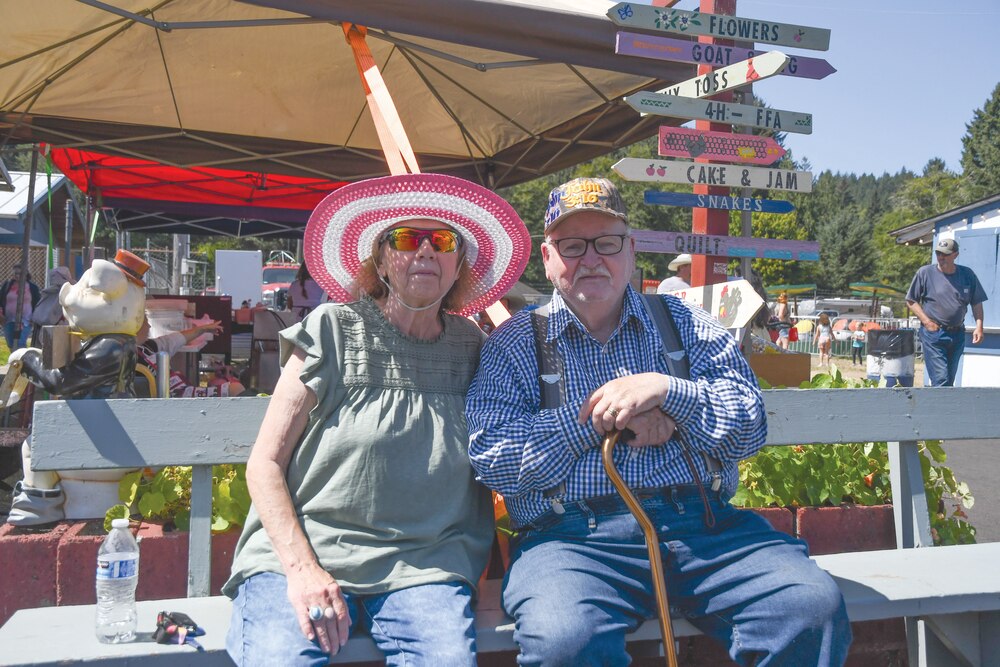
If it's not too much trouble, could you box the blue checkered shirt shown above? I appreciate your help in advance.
[466,287,767,528]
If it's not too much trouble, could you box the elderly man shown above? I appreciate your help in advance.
[466,177,850,666]
[906,237,987,387]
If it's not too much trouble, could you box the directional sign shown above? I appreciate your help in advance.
[613,158,813,193]
[658,126,785,165]
[608,3,831,52]
[645,191,795,214]
[616,31,837,81]
[658,279,766,329]
[625,91,813,134]
[632,230,819,261]
[657,51,788,99]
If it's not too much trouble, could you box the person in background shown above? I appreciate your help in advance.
[136,316,246,397]
[814,312,833,367]
[906,237,987,386]
[29,266,74,345]
[466,176,850,666]
[774,291,792,350]
[0,263,41,350]
[656,253,692,293]
[851,325,866,366]
[224,173,531,666]
[287,261,327,319]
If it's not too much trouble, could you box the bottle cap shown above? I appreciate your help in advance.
[111,518,130,529]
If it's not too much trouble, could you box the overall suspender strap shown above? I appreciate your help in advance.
[641,294,723,498]
[531,305,564,410]
[531,305,567,512]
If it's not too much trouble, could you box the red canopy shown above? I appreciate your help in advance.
[50,148,348,237]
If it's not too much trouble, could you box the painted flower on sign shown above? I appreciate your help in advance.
[656,9,702,31]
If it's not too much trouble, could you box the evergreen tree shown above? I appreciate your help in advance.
[960,82,1000,201]
[814,209,876,292]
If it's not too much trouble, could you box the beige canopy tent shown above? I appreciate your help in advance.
[0,0,693,188]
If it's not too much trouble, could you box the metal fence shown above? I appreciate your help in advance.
[787,317,919,359]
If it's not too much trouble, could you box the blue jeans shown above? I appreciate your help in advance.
[920,326,966,386]
[3,321,29,351]
[227,572,477,666]
[503,486,851,666]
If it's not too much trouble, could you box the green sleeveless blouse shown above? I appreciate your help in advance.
[224,299,492,596]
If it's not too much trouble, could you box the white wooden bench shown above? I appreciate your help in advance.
[2,388,999,666]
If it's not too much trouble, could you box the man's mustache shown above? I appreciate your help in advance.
[573,267,612,284]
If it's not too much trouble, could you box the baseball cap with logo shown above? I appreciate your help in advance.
[544,177,628,233]
[935,238,959,255]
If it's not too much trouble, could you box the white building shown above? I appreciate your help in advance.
[889,193,1000,386]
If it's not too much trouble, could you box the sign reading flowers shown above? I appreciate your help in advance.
[608,3,831,51]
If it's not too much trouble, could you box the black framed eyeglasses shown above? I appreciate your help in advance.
[547,234,628,258]
[379,227,463,253]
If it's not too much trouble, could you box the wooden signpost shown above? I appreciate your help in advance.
[657,51,788,99]
[614,158,813,193]
[632,230,819,261]
[616,32,837,81]
[658,126,785,165]
[625,91,813,134]
[658,279,766,329]
[644,191,794,214]
[608,3,831,51]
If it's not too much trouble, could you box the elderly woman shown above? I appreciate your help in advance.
[224,174,531,666]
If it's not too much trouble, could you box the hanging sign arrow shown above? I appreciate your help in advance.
[616,32,837,80]
[659,126,785,165]
[632,230,819,261]
[608,3,831,51]
[657,279,767,329]
[657,51,789,99]
[625,92,813,134]
[613,158,813,193]
[645,191,795,214]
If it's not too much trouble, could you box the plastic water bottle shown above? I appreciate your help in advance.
[95,518,139,643]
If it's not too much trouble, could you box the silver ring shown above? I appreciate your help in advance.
[308,605,323,621]
[607,408,620,418]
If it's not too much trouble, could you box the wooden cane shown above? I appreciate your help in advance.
[601,430,679,667]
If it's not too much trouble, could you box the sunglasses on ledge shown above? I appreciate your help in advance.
[380,227,463,253]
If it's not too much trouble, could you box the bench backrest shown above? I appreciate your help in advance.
[29,387,1000,596]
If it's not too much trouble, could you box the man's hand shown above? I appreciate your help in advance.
[923,320,939,333]
[579,373,670,435]
[973,325,984,344]
[621,408,676,447]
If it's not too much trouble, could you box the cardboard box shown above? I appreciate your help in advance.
[748,352,811,388]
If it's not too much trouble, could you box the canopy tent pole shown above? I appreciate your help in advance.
[14,147,39,346]
[63,198,74,277]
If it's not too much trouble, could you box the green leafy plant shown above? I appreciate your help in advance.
[104,464,251,533]
[735,366,976,546]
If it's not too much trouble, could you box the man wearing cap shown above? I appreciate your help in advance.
[467,177,850,665]
[906,237,987,386]
[656,253,692,293]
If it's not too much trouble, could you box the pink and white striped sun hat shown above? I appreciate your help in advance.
[303,173,531,316]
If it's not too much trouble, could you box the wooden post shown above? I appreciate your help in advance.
[692,0,736,288]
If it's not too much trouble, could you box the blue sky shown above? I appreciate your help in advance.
[644,0,1000,177]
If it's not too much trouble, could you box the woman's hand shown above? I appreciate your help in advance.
[286,562,352,654]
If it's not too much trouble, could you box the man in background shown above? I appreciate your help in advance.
[656,253,691,293]
[906,238,987,386]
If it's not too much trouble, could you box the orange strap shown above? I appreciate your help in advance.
[343,23,420,175]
